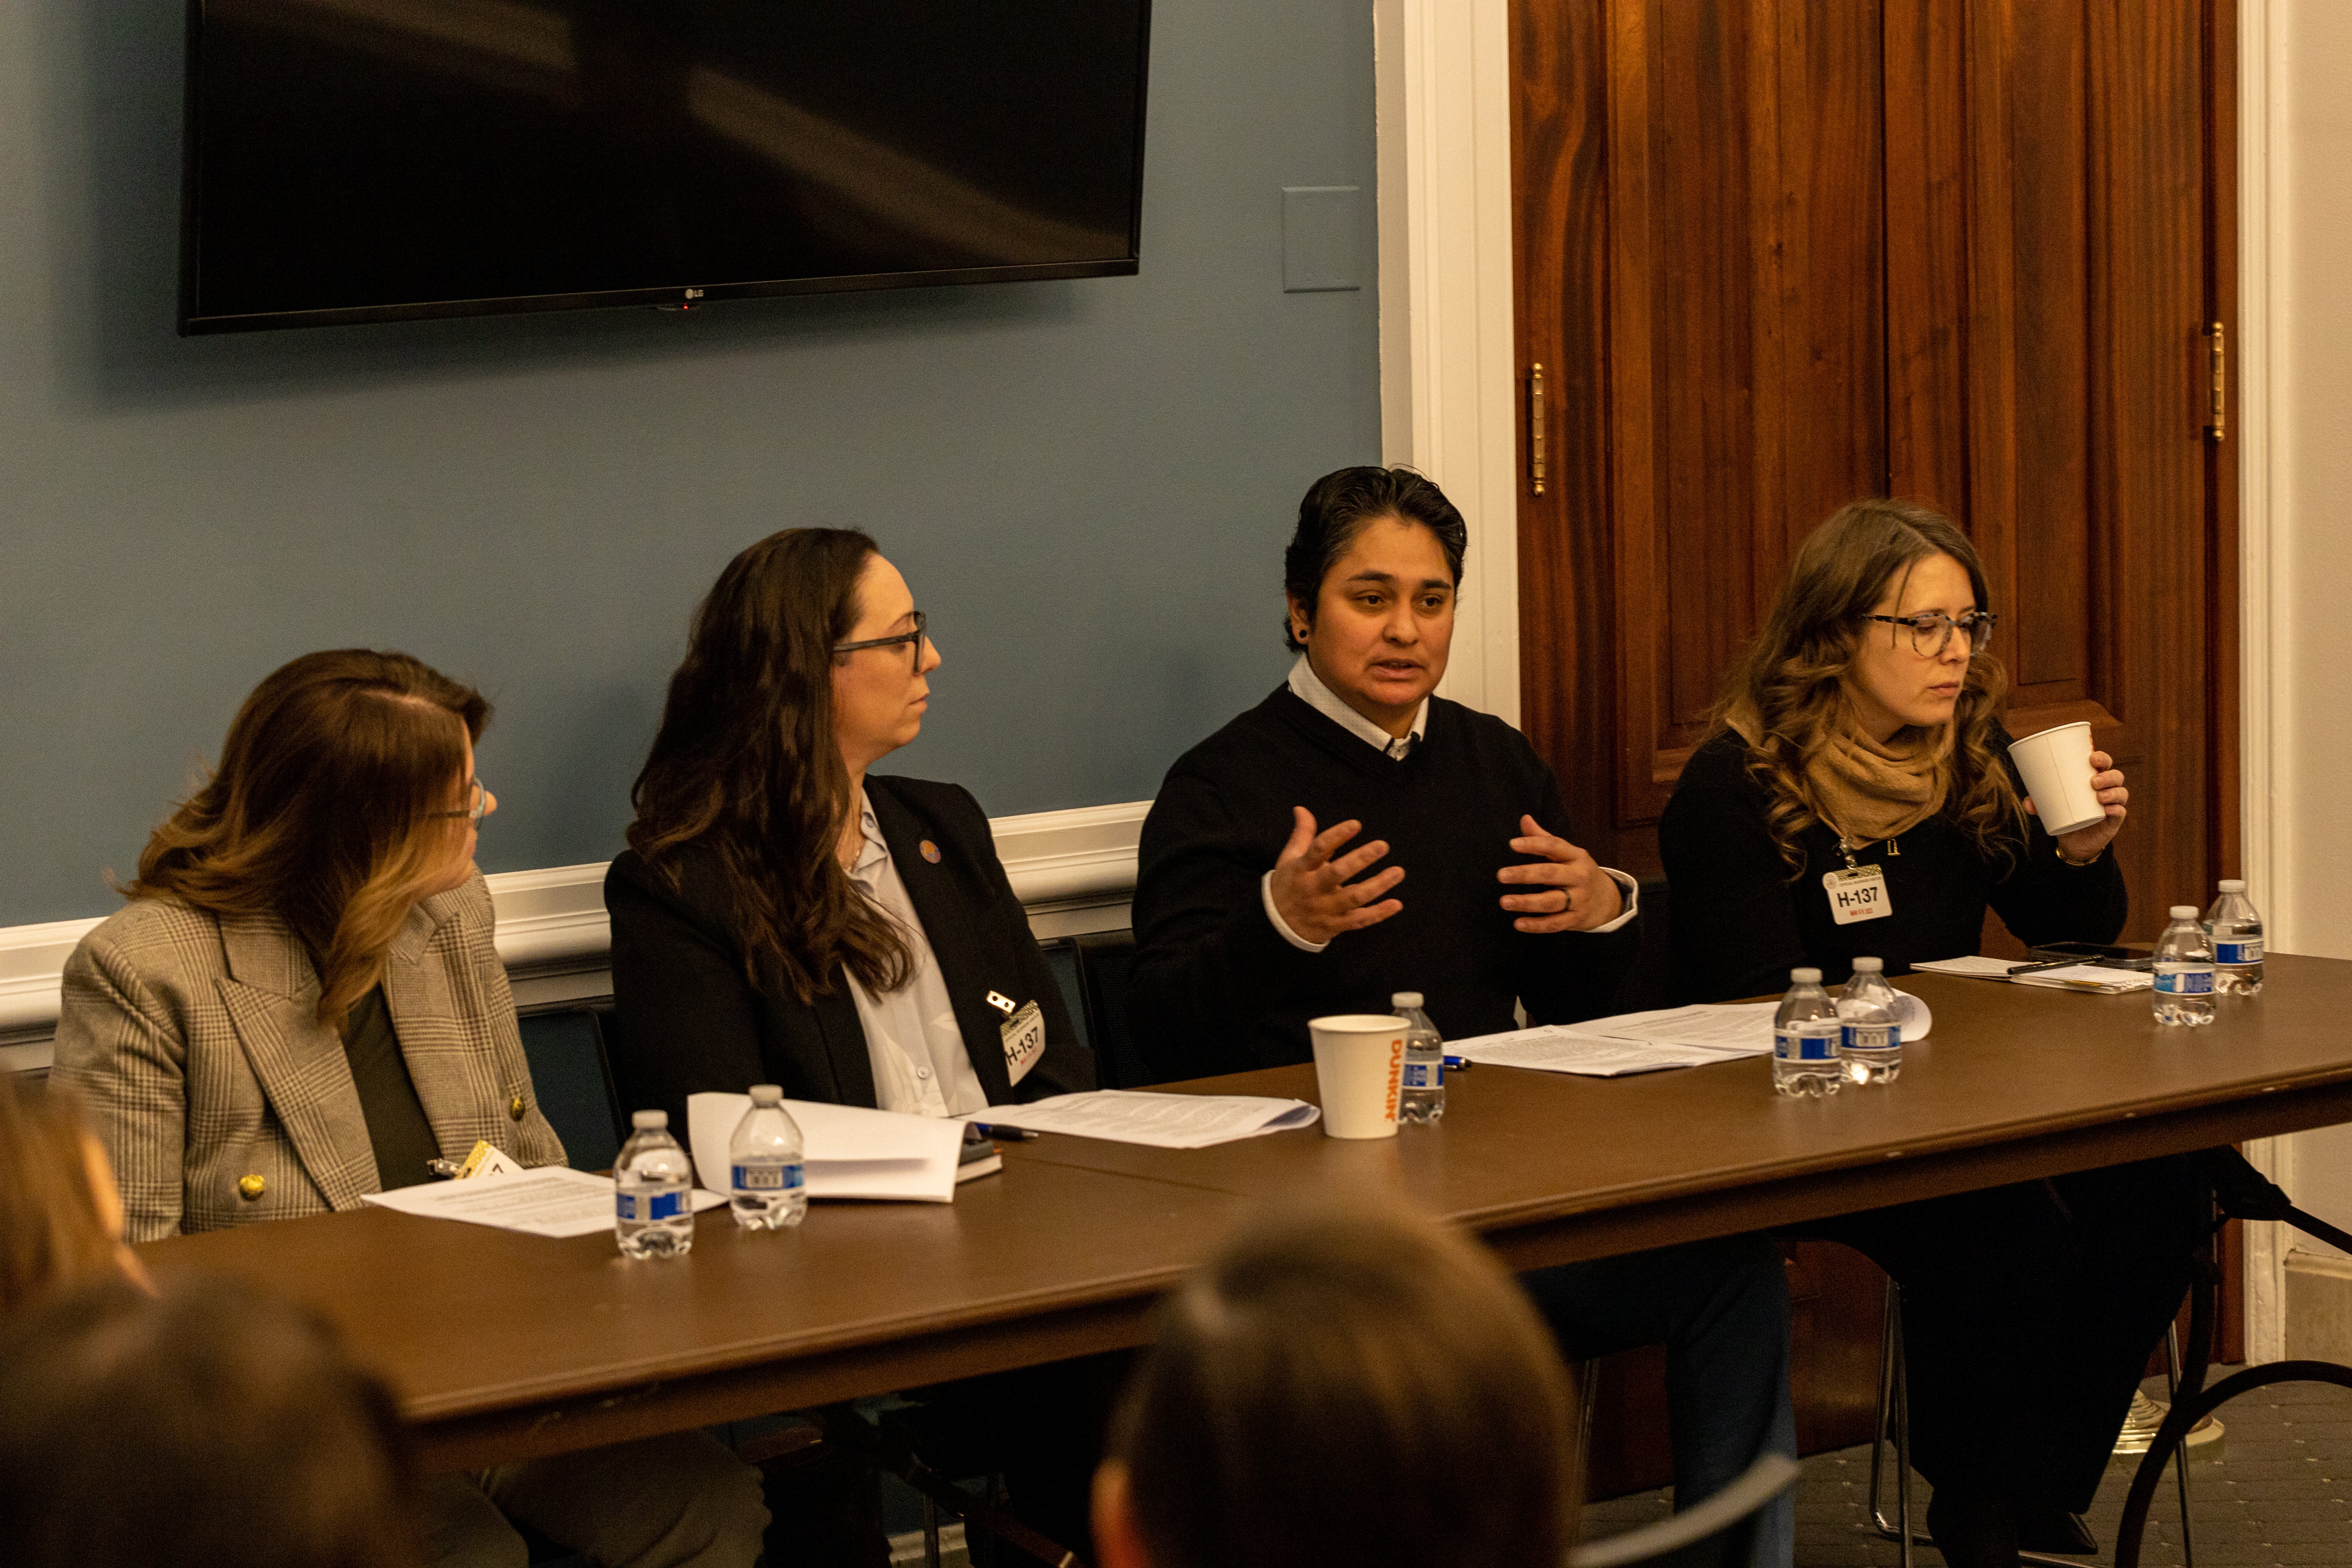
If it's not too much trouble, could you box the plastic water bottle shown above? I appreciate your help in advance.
[1838,958,1903,1086]
[2206,879,2265,996]
[1393,992,1445,1124]
[1772,968,1842,1098]
[2153,906,2217,1026]
[728,1084,808,1230]
[614,1109,696,1258]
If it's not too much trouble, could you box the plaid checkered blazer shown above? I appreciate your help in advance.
[53,872,565,1242]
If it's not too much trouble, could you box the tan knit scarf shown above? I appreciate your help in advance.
[1725,701,1953,846]
[1809,726,1952,845]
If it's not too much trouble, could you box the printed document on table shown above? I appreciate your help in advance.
[1450,1027,1730,1077]
[960,1091,1321,1149]
[1913,956,2151,994]
[689,1093,966,1204]
[361,1166,725,1239]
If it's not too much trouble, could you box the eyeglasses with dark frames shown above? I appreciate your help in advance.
[833,610,928,665]
[1858,610,1999,658]
[429,779,489,824]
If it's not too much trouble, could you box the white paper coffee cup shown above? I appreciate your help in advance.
[2007,722,2106,838]
[1308,1014,1409,1139]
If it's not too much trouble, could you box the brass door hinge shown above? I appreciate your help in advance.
[2206,321,2226,442]
[1528,362,1547,494]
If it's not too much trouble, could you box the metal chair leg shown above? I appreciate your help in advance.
[923,1493,943,1568]
[1578,1358,1601,1449]
[1868,1280,1914,1568]
[2165,1326,2195,1568]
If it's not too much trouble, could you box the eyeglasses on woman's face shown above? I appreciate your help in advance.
[833,609,928,667]
[1858,610,1998,658]
[429,779,490,824]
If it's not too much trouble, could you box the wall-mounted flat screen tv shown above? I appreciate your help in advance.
[179,0,1152,334]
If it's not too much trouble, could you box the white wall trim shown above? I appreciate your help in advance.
[2238,0,2291,1367]
[0,801,1151,1052]
[1375,0,1521,725]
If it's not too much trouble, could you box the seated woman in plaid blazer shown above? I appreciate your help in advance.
[53,648,766,1568]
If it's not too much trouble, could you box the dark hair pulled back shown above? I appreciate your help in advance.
[1282,467,1468,650]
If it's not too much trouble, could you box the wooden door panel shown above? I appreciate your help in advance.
[1523,0,2224,917]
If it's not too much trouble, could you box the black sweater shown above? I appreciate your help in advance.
[1130,688,1640,1079]
[1658,728,2129,1003]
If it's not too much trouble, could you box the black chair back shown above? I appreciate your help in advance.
[515,1004,625,1171]
[1071,930,1158,1089]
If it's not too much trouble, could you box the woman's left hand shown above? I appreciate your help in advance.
[2025,749,2128,861]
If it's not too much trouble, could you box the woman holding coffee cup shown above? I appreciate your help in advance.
[1659,499,2200,1568]
[1661,497,2127,1004]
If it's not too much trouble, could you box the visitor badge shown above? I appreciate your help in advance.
[1822,865,1891,925]
[988,990,1047,1086]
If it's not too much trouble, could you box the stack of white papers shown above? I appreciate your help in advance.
[361,1166,726,1238]
[1452,992,1931,1079]
[689,1093,969,1204]
[959,1091,1321,1148]
[1913,955,2152,994]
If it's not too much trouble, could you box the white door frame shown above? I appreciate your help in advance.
[1375,0,1521,726]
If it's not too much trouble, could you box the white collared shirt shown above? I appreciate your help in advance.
[1263,656,1640,951]
[842,791,992,1118]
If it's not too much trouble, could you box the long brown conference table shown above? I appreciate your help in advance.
[143,956,2352,1473]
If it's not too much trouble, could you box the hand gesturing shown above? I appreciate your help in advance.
[1266,807,1406,946]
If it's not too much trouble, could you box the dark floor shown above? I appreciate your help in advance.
[1580,1368,2352,1567]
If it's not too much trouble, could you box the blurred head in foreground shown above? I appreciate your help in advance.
[1097,1199,1579,1568]
[0,1075,145,1317]
[0,1276,417,1568]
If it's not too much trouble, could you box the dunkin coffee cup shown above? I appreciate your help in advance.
[1308,1014,1409,1139]
[2007,722,2106,838]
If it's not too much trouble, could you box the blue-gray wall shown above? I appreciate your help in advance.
[0,0,1380,926]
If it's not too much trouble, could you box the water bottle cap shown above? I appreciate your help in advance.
[749,1084,784,1106]
[2219,879,2246,893]
[2170,905,2199,919]
[1791,967,1822,984]
[1851,956,1884,973]
[631,1109,668,1129]
[1390,991,1424,1008]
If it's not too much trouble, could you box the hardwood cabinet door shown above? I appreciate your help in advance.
[1511,0,2239,1479]
[1514,0,2236,930]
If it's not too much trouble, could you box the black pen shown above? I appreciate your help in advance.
[2006,957,2077,977]
[971,1123,1040,1141]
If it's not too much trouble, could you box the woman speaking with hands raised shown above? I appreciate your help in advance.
[1129,467,1798,1568]
[1130,465,1636,1081]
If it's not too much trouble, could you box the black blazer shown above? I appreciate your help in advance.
[605,775,1095,1131]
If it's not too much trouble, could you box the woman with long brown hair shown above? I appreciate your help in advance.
[1660,500,2205,1568]
[606,526,1093,1124]
[52,648,766,1568]
[606,528,1099,1554]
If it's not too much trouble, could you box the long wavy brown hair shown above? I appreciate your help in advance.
[126,650,487,1031]
[627,528,915,1003]
[1711,498,2022,868]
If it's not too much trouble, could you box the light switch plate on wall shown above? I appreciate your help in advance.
[1282,186,1363,292]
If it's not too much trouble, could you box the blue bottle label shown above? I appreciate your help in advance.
[2216,940,2262,964]
[1775,1029,1837,1063]
[1841,1023,1896,1052]
[2154,969,2214,995]
[732,1162,805,1192]
[616,1188,685,1222]
[1401,1062,1442,1089]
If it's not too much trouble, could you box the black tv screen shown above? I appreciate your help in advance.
[179,0,1151,333]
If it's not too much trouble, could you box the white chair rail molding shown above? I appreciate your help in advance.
[0,799,1150,1071]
